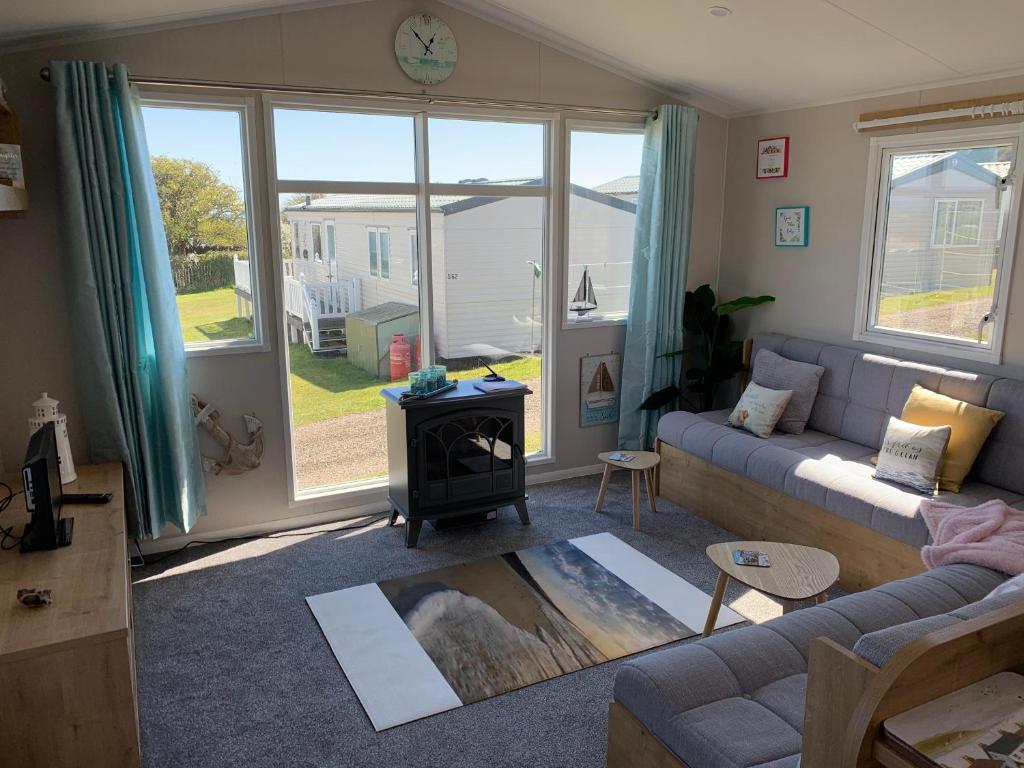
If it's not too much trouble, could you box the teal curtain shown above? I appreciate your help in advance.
[52,61,205,538]
[618,105,698,450]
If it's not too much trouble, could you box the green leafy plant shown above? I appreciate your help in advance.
[639,284,775,413]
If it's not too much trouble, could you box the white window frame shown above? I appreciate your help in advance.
[930,198,984,248]
[311,222,323,262]
[562,119,646,330]
[265,96,556,503]
[409,227,419,286]
[323,219,335,280]
[367,226,390,279]
[140,91,269,357]
[854,124,1024,364]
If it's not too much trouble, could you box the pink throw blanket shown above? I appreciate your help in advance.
[920,499,1024,575]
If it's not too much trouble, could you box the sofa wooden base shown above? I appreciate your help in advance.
[654,440,925,592]
[607,700,688,768]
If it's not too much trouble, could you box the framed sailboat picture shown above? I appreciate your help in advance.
[580,353,621,427]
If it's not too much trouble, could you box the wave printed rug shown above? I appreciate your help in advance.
[307,532,743,730]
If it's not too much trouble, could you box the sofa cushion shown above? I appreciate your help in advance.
[853,587,1023,667]
[728,382,794,438]
[901,385,1005,492]
[614,564,1002,768]
[752,349,824,435]
[873,417,951,495]
[976,378,1024,496]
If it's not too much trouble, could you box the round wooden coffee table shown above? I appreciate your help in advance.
[702,541,840,637]
[594,450,661,531]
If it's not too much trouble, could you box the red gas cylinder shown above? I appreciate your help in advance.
[389,333,412,381]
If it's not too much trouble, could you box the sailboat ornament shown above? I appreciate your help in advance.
[569,266,597,319]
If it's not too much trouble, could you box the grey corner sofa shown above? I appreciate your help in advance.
[612,564,1020,768]
[607,333,1024,768]
[654,333,1024,590]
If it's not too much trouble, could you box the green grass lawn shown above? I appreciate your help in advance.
[288,345,541,427]
[877,277,995,316]
[177,287,542,449]
[175,287,253,343]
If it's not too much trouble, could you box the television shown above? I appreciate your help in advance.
[20,422,73,551]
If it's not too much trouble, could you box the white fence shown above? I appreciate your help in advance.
[233,257,252,295]
[233,256,361,351]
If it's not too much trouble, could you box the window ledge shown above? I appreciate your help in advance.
[186,339,270,358]
[853,327,1001,365]
[562,316,627,330]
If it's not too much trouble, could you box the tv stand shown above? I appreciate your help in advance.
[0,464,138,767]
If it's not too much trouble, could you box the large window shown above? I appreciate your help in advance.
[271,106,550,495]
[565,125,644,324]
[141,97,260,352]
[856,126,1023,362]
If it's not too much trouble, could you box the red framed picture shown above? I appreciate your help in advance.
[756,136,789,179]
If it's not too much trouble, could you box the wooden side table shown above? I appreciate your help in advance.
[595,451,661,531]
[702,540,840,637]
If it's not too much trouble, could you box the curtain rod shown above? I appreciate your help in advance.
[39,67,658,119]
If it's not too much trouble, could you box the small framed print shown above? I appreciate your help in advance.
[775,206,809,247]
[580,353,621,427]
[756,136,789,179]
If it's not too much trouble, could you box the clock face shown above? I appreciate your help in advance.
[395,14,457,85]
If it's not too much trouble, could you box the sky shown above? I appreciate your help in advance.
[141,106,645,192]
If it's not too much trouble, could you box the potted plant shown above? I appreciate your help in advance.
[639,284,775,413]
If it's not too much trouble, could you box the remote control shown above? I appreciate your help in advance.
[63,492,113,505]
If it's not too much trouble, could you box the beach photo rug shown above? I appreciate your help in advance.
[307,532,743,730]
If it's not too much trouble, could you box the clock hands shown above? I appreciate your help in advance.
[412,28,435,55]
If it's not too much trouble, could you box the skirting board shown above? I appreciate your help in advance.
[140,463,607,555]
[655,440,925,592]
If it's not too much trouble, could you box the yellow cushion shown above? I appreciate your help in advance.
[900,385,1004,492]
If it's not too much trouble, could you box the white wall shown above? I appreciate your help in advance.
[0,0,727,538]
[719,73,1024,379]
[442,196,544,358]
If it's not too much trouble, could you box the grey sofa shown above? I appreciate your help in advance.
[657,333,1024,548]
[614,564,1019,768]
[610,334,1024,767]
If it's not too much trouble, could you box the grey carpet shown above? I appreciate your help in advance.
[133,474,829,768]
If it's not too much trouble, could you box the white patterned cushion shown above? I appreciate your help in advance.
[727,382,793,439]
[874,416,951,494]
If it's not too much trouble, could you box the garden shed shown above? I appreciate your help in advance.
[344,302,419,380]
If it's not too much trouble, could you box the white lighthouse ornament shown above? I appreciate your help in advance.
[29,392,77,485]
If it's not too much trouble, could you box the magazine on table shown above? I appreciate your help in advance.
[732,549,771,567]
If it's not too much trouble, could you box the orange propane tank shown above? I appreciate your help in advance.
[389,333,412,381]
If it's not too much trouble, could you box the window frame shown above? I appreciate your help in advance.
[311,222,323,262]
[929,198,984,248]
[366,226,391,279]
[141,91,269,357]
[264,96,557,503]
[561,119,646,330]
[854,124,1024,364]
[409,227,419,286]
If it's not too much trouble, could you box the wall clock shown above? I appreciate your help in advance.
[395,14,458,85]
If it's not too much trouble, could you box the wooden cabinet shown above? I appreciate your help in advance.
[0,463,139,768]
